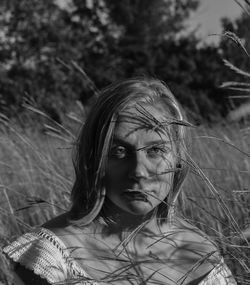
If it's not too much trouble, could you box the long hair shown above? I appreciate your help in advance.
[69,77,191,226]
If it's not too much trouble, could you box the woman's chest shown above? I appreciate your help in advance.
[67,232,203,285]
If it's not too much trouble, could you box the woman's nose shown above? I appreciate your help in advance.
[128,151,149,179]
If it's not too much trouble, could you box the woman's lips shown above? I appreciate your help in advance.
[122,190,149,201]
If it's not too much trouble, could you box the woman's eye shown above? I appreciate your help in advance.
[146,146,170,158]
[110,146,127,159]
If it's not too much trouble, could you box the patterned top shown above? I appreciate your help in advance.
[3,227,237,285]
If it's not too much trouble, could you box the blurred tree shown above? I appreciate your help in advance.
[0,0,110,120]
[103,0,199,76]
[0,0,233,122]
[0,0,75,120]
[153,37,228,122]
[71,0,231,122]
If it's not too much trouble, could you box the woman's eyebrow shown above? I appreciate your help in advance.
[111,137,133,148]
[112,138,171,147]
[137,140,172,152]
[144,140,171,147]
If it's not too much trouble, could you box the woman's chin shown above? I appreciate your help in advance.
[104,197,156,218]
[123,200,155,216]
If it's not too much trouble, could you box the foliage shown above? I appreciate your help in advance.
[0,0,114,120]
[0,0,237,123]
[153,38,229,122]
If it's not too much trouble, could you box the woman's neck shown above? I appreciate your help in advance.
[98,198,160,235]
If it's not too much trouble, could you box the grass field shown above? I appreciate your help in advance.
[0,116,249,284]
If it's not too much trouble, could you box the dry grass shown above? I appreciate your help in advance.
[0,116,249,284]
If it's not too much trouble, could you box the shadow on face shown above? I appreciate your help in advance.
[105,103,178,217]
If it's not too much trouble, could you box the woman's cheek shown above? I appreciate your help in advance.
[106,160,129,177]
[153,157,173,175]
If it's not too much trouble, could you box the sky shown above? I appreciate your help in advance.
[189,0,243,44]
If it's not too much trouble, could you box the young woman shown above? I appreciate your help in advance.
[3,78,237,284]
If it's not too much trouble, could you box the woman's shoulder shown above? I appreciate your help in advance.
[170,216,219,255]
[163,216,222,283]
[2,215,93,284]
[42,212,96,248]
[3,227,69,283]
[170,220,237,285]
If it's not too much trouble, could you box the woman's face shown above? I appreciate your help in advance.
[105,104,176,216]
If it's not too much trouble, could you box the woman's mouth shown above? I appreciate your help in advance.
[122,190,149,201]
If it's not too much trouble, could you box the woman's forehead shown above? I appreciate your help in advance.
[113,104,172,140]
[117,103,168,123]
[113,124,171,144]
